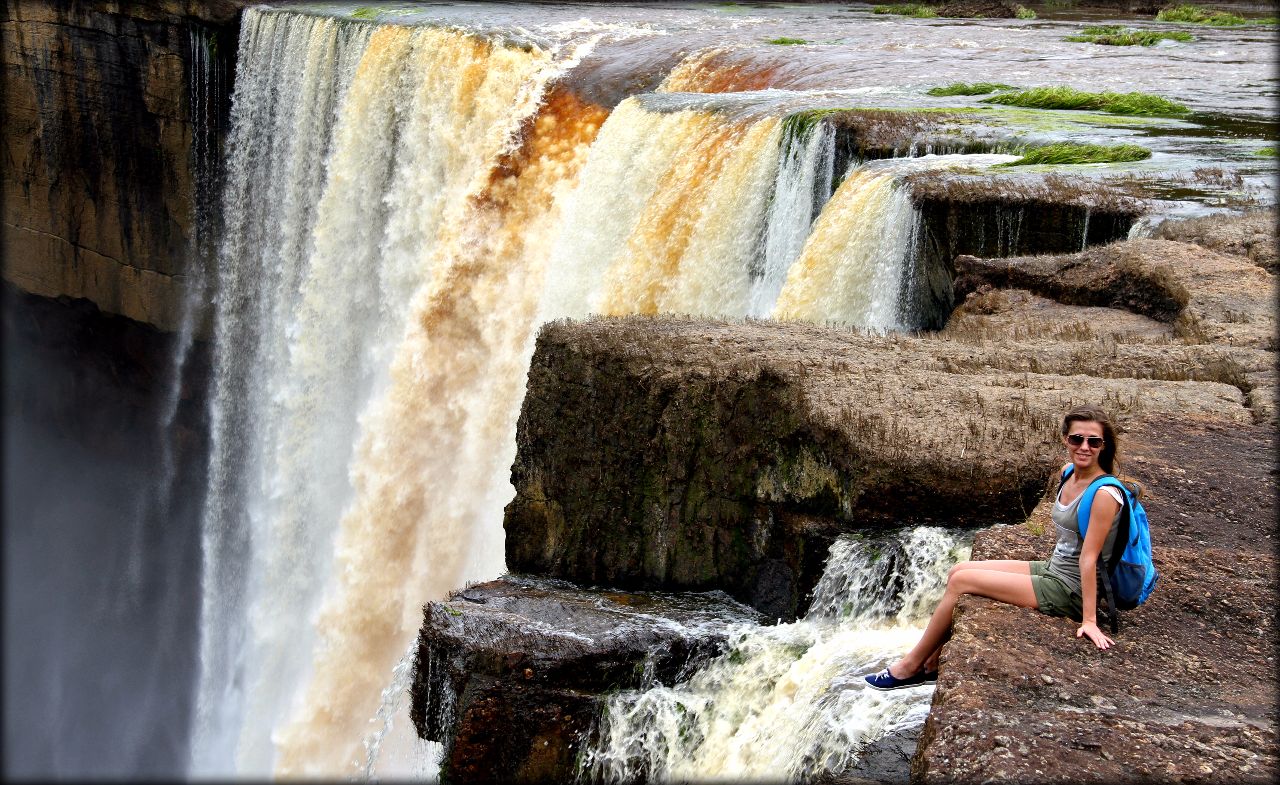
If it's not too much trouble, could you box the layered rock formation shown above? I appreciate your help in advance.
[2,0,247,331]
[416,209,1275,782]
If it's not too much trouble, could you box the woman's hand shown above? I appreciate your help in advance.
[1076,621,1114,650]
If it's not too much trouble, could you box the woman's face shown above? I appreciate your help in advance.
[1063,420,1106,473]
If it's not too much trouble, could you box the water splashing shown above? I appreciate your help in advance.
[580,527,972,783]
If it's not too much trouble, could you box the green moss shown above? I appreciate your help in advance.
[980,86,1189,117]
[1156,4,1248,25]
[1065,25,1195,46]
[1256,146,1278,157]
[766,37,808,45]
[997,142,1153,167]
[781,108,852,138]
[927,82,1019,96]
[872,4,938,18]
[351,6,379,20]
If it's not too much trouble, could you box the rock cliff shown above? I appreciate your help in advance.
[2,0,248,331]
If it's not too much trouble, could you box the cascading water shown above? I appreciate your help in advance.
[751,118,836,316]
[579,528,973,783]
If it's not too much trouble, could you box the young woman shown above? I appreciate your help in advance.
[865,404,1125,690]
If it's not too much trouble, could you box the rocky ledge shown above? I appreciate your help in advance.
[419,210,1275,782]
[410,575,759,782]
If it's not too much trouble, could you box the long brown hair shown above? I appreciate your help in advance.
[1061,404,1119,476]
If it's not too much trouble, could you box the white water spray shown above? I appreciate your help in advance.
[581,528,972,783]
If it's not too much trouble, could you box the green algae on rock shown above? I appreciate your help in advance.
[980,86,1189,117]
[998,142,1153,167]
[1064,25,1195,46]
[927,82,1019,96]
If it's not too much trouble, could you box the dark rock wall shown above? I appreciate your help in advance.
[908,197,1139,329]
[505,339,846,621]
[1,0,245,331]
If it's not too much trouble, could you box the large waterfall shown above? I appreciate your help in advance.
[192,9,968,777]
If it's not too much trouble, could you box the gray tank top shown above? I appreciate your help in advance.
[1047,480,1123,593]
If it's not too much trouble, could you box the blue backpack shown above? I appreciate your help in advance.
[1059,466,1159,632]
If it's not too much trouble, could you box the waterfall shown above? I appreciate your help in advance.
[773,165,920,331]
[194,10,1001,779]
[750,118,836,316]
[579,528,972,783]
[192,8,605,776]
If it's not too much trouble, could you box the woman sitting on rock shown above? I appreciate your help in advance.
[865,404,1124,690]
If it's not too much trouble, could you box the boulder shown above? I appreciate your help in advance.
[410,576,759,784]
[952,238,1276,349]
[1152,208,1278,273]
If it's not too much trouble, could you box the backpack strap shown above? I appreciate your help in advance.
[1070,472,1131,634]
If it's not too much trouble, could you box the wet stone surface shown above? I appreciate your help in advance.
[410,575,759,783]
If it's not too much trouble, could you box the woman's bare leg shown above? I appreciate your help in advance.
[888,568,1038,678]
[950,560,1031,577]
[915,561,1030,672]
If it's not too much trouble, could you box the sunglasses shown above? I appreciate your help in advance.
[1066,434,1105,448]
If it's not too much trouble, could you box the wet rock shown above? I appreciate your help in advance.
[410,575,759,784]
[953,244,1188,322]
[906,173,1145,328]
[952,236,1276,350]
[934,1,1024,19]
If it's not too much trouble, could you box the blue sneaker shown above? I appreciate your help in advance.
[864,667,937,691]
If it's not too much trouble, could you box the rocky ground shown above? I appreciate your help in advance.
[915,212,1278,784]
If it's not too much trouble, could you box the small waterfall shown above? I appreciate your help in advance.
[773,165,920,331]
[543,99,784,319]
[580,528,972,783]
[749,118,836,316]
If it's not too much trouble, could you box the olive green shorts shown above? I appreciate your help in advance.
[1029,561,1083,622]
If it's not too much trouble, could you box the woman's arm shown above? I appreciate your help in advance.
[1077,490,1120,649]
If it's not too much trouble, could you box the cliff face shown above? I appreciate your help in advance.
[1,0,247,331]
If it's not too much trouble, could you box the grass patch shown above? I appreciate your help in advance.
[1015,5,1037,19]
[1156,4,1248,25]
[980,86,1189,116]
[872,4,938,18]
[351,6,379,19]
[998,142,1153,167]
[766,37,808,45]
[1065,25,1194,46]
[1255,146,1278,157]
[928,82,1019,96]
